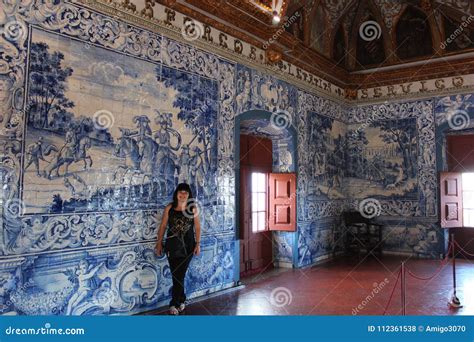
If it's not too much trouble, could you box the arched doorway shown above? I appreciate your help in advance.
[234,110,298,277]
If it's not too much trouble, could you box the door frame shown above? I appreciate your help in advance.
[436,109,474,256]
[234,110,299,280]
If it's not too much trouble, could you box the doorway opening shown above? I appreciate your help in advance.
[239,135,273,277]
[444,134,474,259]
[235,110,298,279]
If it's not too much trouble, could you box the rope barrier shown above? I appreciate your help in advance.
[454,240,474,258]
[383,267,401,315]
[405,242,453,281]
[381,237,467,314]
[401,262,406,315]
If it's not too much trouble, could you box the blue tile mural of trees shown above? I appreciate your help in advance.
[345,100,445,258]
[296,95,348,267]
[306,113,346,200]
[346,118,419,200]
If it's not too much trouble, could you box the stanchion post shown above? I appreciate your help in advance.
[449,232,462,308]
[452,234,457,297]
[401,261,406,315]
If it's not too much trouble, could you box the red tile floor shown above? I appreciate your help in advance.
[141,255,474,315]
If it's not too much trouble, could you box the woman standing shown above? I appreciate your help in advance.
[156,183,201,315]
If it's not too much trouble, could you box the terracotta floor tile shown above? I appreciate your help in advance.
[141,256,474,316]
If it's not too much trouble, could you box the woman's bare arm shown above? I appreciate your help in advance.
[193,208,201,246]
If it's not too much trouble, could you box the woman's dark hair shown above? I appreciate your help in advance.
[171,183,194,211]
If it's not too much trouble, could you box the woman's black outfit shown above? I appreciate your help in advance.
[164,207,196,308]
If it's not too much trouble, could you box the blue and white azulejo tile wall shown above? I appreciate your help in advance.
[1,0,473,315]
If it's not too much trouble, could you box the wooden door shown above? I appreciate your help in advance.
[440,172,463,228]
[239,135,273,276]
[268,173,297,232]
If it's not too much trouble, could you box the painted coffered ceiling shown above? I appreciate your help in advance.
[288,0,473,70]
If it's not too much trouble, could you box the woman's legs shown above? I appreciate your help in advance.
[178,254,193,304]
[168,254,193,307]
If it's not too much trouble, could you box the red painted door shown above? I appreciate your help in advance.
[447,135,474,259]
[268,173,297,232]
[239,135,273,276]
